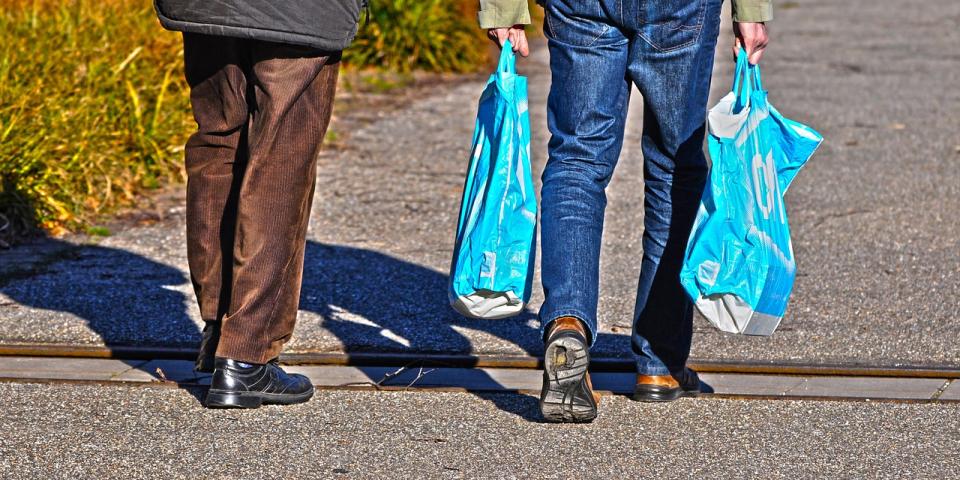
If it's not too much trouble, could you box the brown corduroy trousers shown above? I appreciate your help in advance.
[182,33,339,364]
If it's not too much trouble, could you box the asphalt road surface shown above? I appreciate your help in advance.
[1,382,958,479]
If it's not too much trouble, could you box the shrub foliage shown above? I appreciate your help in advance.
[345,0,488,73]
[0,0,191,237]
[0,0,490,239]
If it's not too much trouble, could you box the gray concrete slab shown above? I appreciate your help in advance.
[0,357,141,381]
[698,373,807,397]
[113,359,211,385]
[0,0,957,369]
[0,382,958,479]
[785,377,949,401]
[291,365,543,392]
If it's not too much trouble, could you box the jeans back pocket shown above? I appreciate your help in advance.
[544,0,613,48]
[638,0,706,51]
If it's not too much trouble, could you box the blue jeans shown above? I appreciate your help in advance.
[538,0,722,375]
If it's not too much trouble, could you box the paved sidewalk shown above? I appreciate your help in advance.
[1,382,958,479]
[1,0,958,367]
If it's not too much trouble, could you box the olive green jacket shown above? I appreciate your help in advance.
[478,0,772,29]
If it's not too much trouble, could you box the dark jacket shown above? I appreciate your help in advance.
[154,0,364,51]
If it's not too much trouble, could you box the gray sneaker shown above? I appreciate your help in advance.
[539,317,601,423]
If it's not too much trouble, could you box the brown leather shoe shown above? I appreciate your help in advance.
[633,367,701,402]
[539,317,601,423]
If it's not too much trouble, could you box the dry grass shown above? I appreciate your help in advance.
[0,0,191,238]
[0,0,510,241]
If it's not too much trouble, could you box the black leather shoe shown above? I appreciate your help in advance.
[194,322,221,374]
[204,358,314,409]
[632,367,701,402]
[539,317,601,423]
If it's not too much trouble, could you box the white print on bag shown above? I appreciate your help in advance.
[751,150,785,223]
[517,98,528,115]
[735,106,770,148]
[481,251,496,278]
[516,122,527,200]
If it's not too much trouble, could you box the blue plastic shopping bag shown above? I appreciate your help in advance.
[449,42,537,319]
[680,50,823,335]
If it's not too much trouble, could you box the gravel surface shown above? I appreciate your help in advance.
[0,0,957,367]
[0,382,957,479]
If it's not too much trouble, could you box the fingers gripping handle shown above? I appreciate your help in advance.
[733,48,764,110]
[498,39,516,74]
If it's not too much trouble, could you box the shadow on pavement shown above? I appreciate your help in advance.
[301,241,545,419]
[0,237,632,419]
[299,241,629,420]
[0,238,205,400]
[301,241,543,357]
[1,239,201,348]
[300,241,629,360]
[472,392,543,422]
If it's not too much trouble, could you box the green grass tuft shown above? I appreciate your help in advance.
[345,0,488,73]
[1,0,493,241]
[85,225,111,237]
[0,0,191,238]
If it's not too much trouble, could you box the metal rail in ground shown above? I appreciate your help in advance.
[1,342,958,379]
[0,356,957,403]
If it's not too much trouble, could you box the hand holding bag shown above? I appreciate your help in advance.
[449,41,537,320]
[680,50,823,335]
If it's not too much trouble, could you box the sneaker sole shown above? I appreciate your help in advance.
[539,334,597,423]
[204,386,315,409]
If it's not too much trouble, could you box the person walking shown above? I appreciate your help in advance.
[480,0,771,422]
[154,1,365,408]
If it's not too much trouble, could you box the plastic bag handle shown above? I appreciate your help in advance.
[497,39,516,74]
[751,63,764,92]
[732,48,749,95]
[732,48,763,109]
